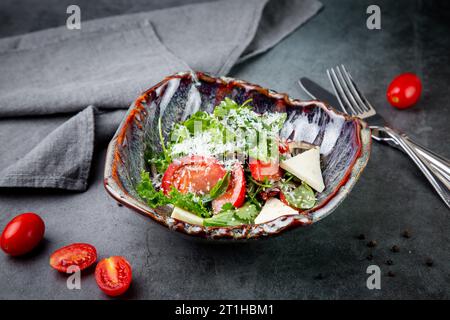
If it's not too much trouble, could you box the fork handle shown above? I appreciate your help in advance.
[374,129,450,188]
[377,126,450,208]
[403,136,450,189]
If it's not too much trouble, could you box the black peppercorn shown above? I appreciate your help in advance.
[314,273,325,280]
[402,230,411,238]
[367,240,377,248]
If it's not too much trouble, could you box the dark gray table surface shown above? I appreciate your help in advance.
[0,0,449,299]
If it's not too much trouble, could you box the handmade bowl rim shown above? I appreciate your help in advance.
[104,71,371,239]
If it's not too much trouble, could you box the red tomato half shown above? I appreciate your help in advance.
[162,155,226,195]
[387,73,422,109]
[95,256,132,297]
[279,192,289,206]
[212,162,246,213]
[50,243,97,273]
[278,139,290,154]
[1,212,45,256]
[249,159,282,182]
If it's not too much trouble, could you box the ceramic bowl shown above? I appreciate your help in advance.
[104,71,371,239]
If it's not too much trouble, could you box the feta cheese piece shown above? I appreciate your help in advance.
[171,207,204,226]
[280,146,325,192]
[254,198,298,224]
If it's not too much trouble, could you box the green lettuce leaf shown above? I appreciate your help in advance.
[167,188,212,218]
[136,171,212,218]
[136,171,170,208]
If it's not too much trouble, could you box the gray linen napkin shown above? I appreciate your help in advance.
[0,0,322,191]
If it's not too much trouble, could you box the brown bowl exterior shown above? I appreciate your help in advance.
[104,71,371,239]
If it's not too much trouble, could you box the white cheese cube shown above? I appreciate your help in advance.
[254,198,298,224]
[280,147,325,192]
[171,207,204,226]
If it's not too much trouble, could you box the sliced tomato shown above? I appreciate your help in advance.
[212,162,246,213]
[50,243,97,273]
[249,158,282,182]
[162,155,226,195]
[95,256,132,297]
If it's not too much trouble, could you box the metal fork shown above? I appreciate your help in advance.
[327,65,450,208]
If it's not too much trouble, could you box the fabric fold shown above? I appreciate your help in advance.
[0,21,187,117]
[0,106,95,190]
[0,0,322,191]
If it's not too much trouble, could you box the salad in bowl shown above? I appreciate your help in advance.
[136,98,326,227]
[104,72,370,239]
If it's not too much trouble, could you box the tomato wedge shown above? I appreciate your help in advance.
[212,162,246,213]
[1,212,45,256]
[162,155,226,195]
[50,243,97,273]
[95,256,132,297]
[249,159,282,182]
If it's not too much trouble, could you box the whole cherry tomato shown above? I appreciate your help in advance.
[386,73,422,109]
[1,212,45,256]
[95,256,132,297]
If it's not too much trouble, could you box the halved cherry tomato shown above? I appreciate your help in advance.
[50,243,97,273]
[1,212,45,256]
[278,139,290,154]
[162,155,226,195]
[212,162,246,213]
[249,159,282,182]
[387,73,422,109]
[279,192,289,206]
[95,256,132,297]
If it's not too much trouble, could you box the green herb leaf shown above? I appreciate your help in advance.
[234,203,259,223]
[182,111,216,135]
[281,182,316,209]
[169,123,190,144]
[203,202,259,227]
[136,171,212,218]
[245,174,264,209]
[220,203,235,212]
[168,188,212,218]
[148,153,170,174]
[203,172,231,202]
[203,210,242,227]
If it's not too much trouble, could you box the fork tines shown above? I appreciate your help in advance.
[327,65,376,119]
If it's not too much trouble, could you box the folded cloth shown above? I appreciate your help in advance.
[0,0,322,190]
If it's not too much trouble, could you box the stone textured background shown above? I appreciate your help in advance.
[0,0,449,299]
